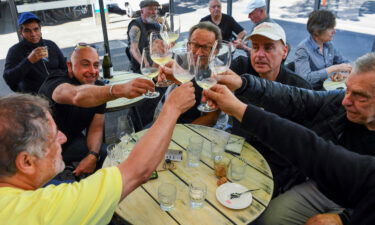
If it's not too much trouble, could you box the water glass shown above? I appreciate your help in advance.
[189,180,207,208]
[214,156,230,178]
[209,129,230,160]
[230,157,247,181]
[158,183,177,211]
[117,115,135,144]
[187,136,203,167]
[107,144,122,166]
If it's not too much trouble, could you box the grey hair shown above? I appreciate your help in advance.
[352,52,375,75]
[188,21,223,49]
[0,94,51,177]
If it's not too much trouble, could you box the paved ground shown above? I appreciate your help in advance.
[1,0,374,96]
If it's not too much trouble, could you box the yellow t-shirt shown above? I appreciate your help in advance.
[0,167,122,225]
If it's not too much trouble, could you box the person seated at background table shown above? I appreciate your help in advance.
[234,0,274,51]
[38,44,154,177]
[215,52,375,225]
[0,83,195,224]
[230,22,311,196]
[200,0,246,47]
[126,0,167,128]
[157,21,222,126]
[202,83,375,225]
[3,12,67,93]
[294,9,352,90]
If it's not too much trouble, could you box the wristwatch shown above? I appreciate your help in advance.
[88,151,100,160]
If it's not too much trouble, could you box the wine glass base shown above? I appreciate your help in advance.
[144,91,160,99]
[155,80,174,87]
[197,103,217,112]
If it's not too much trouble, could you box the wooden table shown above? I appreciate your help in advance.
[105,71,146,112]
[104,124,274,225]
[323,78,346,91]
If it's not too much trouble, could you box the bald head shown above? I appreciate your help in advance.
[67,46,100,84]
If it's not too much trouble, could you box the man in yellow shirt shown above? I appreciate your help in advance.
[0,82,195,224]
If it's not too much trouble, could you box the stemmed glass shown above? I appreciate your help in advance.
[160,13,180,45]
[140,47,160,98]
[209,40,232,75]
[172,49,195,84]
[117,115,135,145]
[195,55,217,112]
[150,32,173,87]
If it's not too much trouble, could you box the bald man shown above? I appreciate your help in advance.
[39,45,154,177]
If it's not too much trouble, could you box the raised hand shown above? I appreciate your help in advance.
[215,69,243,91]
[117,78,155,99]
[164,82,195,115]
[27,46,48,64]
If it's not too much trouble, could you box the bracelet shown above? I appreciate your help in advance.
[109,84,115,97]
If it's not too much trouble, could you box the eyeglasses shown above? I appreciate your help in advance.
[187,41,213,53]
[74,42,97,50]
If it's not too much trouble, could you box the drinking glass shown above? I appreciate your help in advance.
[160,13,180,44]
[214,156,230,178]
[189,180,207,208]
[229,157,247,181]
[187,136,204,167]
[117,115,135,144]
[172,49,195,84]
[150,32,173,87]
[209,129,230,160]
[140,47,160,98]
[195,55,217,112]
[158,183,177,211]
[107,144,122,166]
[209,40,231,75]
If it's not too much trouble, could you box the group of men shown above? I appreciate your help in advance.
[1,0,375,224]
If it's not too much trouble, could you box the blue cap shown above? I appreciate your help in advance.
[18,12,41,26]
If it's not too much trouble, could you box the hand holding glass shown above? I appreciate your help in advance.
[195,55,217,112]
[150,32,173,87]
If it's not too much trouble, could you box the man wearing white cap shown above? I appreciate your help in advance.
[245,0,273,26]
[230,22,311,197]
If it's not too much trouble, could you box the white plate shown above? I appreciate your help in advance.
[216,183,252,209]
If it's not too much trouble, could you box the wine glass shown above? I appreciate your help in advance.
[172,49,195,84]
[140,47,160,98]
[195,55,217,112]
[150,32,173,87]
[209,41,232,75]
[160,13,180,45]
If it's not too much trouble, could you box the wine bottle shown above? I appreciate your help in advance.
[102,53,113,78]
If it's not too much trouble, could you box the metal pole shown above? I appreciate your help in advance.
[314,0,321,10]
[98,0,111,57]
[266,0,270,15]
[227,0,232,16]
[8,0,21,42]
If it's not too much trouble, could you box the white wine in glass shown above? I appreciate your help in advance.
[150,32,173,87]
[209,41,232,75]
[172,49,195,84]
[140,47,160,98]
[195,55,217,112]
[160,13,180,44]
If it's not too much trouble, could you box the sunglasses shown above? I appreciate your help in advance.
[74,42,97,50]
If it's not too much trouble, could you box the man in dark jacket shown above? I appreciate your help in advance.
[203,82,375,225]
[215,52,375,224]
[3,12,66,93]
[230,22,311,195]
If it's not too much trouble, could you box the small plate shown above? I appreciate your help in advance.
[216,183,252,209]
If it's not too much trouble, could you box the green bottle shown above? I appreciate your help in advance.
[102,53,113,78]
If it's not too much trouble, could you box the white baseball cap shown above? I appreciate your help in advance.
[250,22,286,45]
[244,0,266,14]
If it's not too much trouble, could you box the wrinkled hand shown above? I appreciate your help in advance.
[214,69,243,91]
[203,84,246,118]
[120,78,155,98]
[73,154,97,176]
[27,47,48,64]
[158,60,181,84]
[330,71,349,82]
[164,82,195,115]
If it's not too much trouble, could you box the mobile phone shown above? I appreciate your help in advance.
[149,171,158,180]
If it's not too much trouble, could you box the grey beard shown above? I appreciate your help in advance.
[145,16,158,24]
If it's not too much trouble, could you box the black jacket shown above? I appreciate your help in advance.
[241,104,375,225]
[3,39,66,93]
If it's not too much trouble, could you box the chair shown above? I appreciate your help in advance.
[285,61,295,72]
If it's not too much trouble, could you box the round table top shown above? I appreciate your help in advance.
[104,124,273,225]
